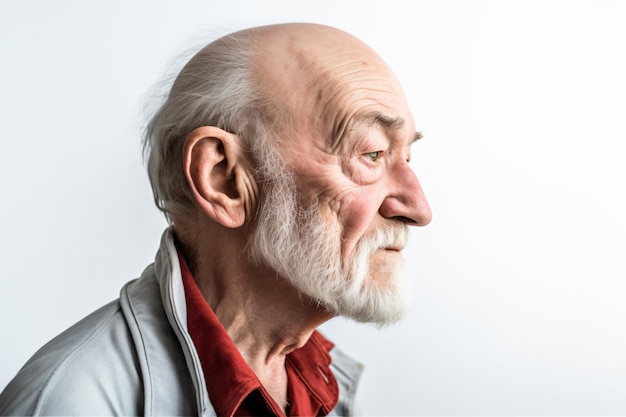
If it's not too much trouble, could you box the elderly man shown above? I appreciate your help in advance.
[0,23,431,416]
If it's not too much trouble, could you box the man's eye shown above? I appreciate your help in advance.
[366,151,381,162]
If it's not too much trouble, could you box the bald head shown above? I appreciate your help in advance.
[250,23,410,150]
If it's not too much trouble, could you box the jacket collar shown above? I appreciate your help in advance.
[153,227,215,416]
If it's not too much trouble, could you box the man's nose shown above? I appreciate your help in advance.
[379,161,432,226]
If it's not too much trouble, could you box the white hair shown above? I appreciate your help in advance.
[143,31,281,223]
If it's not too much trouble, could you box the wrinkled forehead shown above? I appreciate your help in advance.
[254,26,413,148]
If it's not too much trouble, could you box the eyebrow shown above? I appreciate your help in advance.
[357,111,423,144]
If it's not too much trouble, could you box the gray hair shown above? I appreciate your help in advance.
[143,31,281,223]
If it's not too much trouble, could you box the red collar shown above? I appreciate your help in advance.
[178,251,339,416]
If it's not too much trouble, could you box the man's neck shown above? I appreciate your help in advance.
[174,223,331,410]
[196,255,330,367]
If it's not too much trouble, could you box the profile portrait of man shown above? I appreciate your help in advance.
[0,22,431,416]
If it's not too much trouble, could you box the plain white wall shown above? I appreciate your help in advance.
[1,1,625,415]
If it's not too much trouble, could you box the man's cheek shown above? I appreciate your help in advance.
[337,199,377,256]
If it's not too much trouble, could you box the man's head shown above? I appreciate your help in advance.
[144,23,431,325]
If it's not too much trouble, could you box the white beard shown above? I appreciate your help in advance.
[247,148,411,325]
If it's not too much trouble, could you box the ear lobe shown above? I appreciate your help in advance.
[183,126,252,228]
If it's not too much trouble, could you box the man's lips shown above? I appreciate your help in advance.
[382,246,403,252]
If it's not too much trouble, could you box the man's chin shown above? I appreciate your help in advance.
[338,279,410,326]
[367,253,406,287]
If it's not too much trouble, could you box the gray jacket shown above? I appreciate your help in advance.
[0,229,362,416]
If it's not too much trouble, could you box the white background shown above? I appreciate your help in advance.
[1,1,625,415]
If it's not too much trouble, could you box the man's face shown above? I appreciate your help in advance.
[248,26,431,324]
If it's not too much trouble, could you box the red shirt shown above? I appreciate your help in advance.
[178,252,339,416]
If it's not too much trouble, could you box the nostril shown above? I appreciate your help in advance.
[393,215,417,225]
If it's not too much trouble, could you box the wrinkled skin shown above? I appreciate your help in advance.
[256,24,432,285]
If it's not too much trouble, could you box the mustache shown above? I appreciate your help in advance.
[363,224,410,252]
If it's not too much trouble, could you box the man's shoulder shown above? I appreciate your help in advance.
[0,300,143,415]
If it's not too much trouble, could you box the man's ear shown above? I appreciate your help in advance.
[183,126,257,228]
